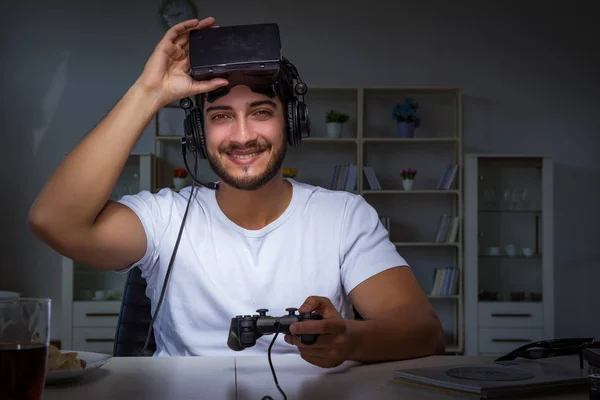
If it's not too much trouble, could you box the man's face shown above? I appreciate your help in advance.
[203,85,287,191]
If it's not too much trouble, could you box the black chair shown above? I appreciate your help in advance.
[112,267,156,357]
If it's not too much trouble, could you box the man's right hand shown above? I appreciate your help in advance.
[135,17,229,108]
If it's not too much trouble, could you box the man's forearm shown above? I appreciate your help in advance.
[346,304,446,363]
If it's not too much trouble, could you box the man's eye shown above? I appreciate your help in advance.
[254,110,273,117]
[211,114,228,121]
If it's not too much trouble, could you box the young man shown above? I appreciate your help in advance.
[29,18,445,367]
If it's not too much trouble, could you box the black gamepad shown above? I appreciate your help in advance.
[227,307,323,351]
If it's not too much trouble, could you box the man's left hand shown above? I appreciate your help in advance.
[284,296,360,368]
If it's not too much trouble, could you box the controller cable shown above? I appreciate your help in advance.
[262,322,286,400]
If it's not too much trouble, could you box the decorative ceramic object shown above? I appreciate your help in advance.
[392,98,420,138]
[397,121,415,138]
[400,168,417,191]
[325,110,349,138]
[327,122,343,138]
[173,168,188,190]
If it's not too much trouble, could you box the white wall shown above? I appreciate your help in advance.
[1,0,598,341]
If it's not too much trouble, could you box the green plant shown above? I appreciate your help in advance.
[326,110,349,123]
[393,97,421,127]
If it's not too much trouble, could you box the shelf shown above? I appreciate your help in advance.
[479,255,542,259]
[151,85,465,354]
[363,137,458,144]
[393,242,460,247]
[362,189,460,195]
[428,295,461,299]
[479,209,541,213]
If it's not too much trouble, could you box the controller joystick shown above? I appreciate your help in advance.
[227,308,323,351]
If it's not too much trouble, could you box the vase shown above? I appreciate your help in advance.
[397,122,415,138]
[402,179,414,191]
[327,122,343,138]
[173,177,187,190]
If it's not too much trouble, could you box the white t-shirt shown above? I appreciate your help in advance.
[117,178,408,357]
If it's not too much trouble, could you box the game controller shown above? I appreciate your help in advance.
[227,307,323,351]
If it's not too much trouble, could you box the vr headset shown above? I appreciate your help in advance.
[180,22,311,163]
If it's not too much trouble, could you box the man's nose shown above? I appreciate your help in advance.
[228,116,258,146]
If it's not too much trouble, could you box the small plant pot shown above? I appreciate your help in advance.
[327,122,343,138]
[397,122,415,138]
[173,177,187,190]
[402,179,414,191]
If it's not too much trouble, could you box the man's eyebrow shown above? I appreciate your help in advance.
[205,100,277,113]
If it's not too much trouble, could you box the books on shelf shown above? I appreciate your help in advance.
[436,163,458,189]
[430,266,459,296]
[362,166,381,190]
[433,214,459,243]
[330,163,357,191]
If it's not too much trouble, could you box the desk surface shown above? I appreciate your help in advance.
[43,355,590,400]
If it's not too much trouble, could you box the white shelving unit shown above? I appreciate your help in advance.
[152,86,465,353]
[60,153,153,352]
[463,154,554,356]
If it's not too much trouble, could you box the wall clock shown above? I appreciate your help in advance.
[160,0,198,28]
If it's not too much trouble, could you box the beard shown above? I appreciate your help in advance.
[207,136,287,191]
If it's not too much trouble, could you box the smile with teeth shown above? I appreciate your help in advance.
[230,152,261,159]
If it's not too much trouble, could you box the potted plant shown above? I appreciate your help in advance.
[400,168,417,191]
[173,168,188,190]
[326,110,349,138]
[392,98,421,138]
[282,167,297,179]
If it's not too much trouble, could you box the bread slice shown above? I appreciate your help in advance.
[47,344,86,370]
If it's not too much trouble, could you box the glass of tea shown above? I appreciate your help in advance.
[0,297,51,400]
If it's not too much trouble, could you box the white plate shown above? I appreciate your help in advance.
[45,350,112,385]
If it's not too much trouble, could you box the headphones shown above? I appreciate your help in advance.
[180,57,310,161]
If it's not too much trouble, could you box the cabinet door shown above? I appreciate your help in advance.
[475,156,545,303]
[465,155,554,355]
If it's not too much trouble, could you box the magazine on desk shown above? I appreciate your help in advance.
[392,359,590,398]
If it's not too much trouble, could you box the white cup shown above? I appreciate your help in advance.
[522,247,533,257]
[505,244,517,256]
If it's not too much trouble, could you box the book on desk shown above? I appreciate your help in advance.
[391,359,590,398]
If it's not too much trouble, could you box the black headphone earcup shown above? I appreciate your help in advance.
[191,108,207,159]
[297,102,310,139]
[287,100,300,147]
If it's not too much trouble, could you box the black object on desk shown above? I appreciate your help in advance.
[583,348,600,400]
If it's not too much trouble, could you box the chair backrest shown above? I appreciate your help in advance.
[112,267,156,357]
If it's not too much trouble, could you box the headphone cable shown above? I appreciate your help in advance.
[140,151,199,356]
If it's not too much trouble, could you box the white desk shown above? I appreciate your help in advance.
[43,355,591,400]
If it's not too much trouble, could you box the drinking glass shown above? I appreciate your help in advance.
[0,298,51,400]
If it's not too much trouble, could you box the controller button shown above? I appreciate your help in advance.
[256,308,269,316]
[286,307,298,315]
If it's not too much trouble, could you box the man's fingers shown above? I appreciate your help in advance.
[290,318,345,335]
[299,296,335,315]
[165,17,215,42]
[189,77,229,95]
[285,333,335,349]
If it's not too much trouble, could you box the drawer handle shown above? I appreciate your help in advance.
[491,313,532,318]
[85,313,119,317]
[85,338,114,343]
[492,338,532,343]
